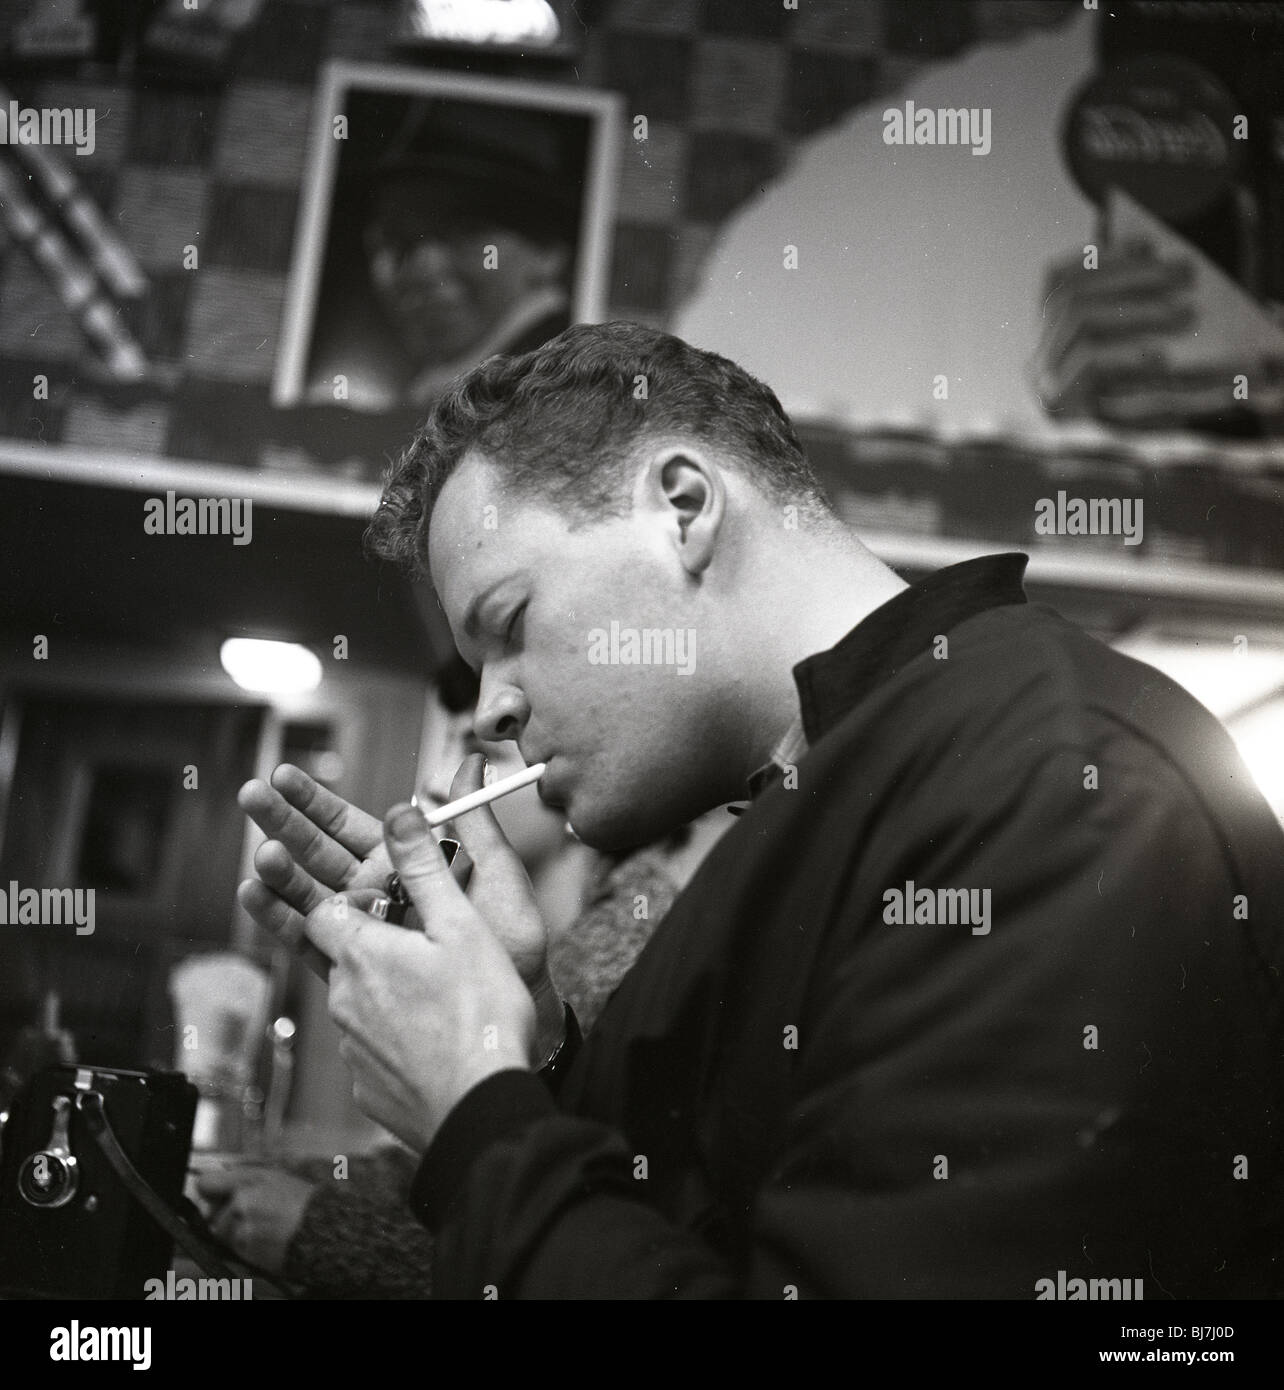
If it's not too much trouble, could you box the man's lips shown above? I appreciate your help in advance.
[532,755,566,807]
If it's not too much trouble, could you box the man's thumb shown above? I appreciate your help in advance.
[383,802,455,923]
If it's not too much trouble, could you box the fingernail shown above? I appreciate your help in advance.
[389,805,426,844]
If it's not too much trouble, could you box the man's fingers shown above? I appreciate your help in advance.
[238,768,376,891]
[237,877,307,950]
[443,753,522,860]
[237,879,334,981]
[252,838,331,915]
[447,753,486,806]
[269,764,385,854]
[302,890,393,968]
[239,777,361,890]
[384,802,465,938]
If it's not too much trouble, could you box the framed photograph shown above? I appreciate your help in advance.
[273,64,621,414]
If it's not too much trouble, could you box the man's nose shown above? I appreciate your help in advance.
[473,680,529,746]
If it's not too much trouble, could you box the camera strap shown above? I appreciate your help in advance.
[77,1088,244,1282]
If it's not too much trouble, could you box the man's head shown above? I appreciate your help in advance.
[367,322,842,849]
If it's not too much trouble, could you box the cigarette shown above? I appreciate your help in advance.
[422,762,546,828]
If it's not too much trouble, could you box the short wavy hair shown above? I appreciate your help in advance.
[364,321,833,578]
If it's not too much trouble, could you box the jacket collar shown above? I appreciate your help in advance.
[796,552,1030,743]
[744,553,1030,802]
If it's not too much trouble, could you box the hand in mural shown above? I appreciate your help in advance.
[1031,235,1198,424]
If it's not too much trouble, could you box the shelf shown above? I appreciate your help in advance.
[0,440,381,518]
[4,439,1282,617]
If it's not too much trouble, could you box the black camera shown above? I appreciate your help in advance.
[0,1064,197,1299]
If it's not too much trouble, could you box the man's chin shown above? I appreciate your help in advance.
[570,823,639,853]
[561,798,687,855]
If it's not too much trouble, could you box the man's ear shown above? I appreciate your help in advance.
[645,447,725,577]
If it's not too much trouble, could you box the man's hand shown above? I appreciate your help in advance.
[196,1164,315,1273]
[236,763,392,959]
[306,800,541,1152]
[237,756,562,1053]
[429,755,561,1051]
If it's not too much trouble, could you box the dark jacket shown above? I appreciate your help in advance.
[411,554,1284,1299]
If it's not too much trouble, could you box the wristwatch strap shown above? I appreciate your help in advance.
[536,1001,582,1091]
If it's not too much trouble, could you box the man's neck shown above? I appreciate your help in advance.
[738,533,909,776]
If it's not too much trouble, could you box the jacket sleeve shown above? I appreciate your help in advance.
[409,732,1278,1298]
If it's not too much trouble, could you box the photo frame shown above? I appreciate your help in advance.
[273,63,621,415]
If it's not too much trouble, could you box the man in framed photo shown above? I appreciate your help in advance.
[306,105,580,412]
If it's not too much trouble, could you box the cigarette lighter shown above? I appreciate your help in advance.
[370,837,471,925]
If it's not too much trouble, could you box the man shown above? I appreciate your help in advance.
[363,168,572,404]
[241,322,1284,1298]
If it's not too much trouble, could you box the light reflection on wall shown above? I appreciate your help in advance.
[1112,630,1284,821]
